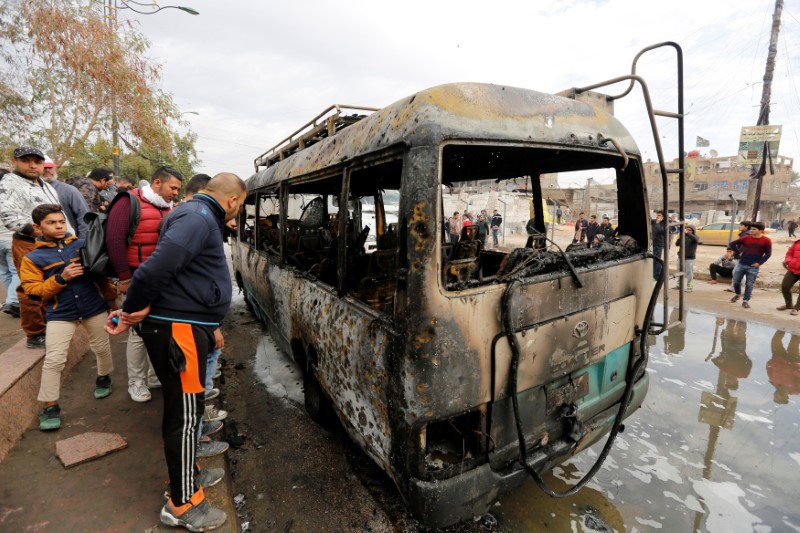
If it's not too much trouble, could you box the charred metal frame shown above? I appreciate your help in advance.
[232,60,681,526]
[572,41,685,334]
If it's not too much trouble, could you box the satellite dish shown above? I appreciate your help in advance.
[709,149,718,158]
[505,183,515,192]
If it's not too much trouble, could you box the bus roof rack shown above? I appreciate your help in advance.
[254,104,380,171]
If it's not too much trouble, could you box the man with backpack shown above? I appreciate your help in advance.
[105,166,183,402]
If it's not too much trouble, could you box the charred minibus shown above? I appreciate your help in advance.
[232,43,683,527]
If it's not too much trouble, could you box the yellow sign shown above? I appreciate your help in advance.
[737,125,781,165]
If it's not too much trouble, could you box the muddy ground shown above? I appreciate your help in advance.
[219,298,493,532]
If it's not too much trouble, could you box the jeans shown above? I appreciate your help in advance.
[732,263,760,301]
[492,229,499,246]
[652,245,664,280]
[685,259,695,288]
[0,240,19,306]
[196,347,222,443]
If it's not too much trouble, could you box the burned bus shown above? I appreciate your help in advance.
[232,43,683,527]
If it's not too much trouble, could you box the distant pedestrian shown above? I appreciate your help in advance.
[674,225,699,291]
[777,238,800,316]
[556,207,563,224]
[490,209,502,246]
[564,207,571,222]
[572,212,588,243]
[788,219,798,239]
[448,212,461,244]
[19,204,117,431]
[651,210,666,280]
[599,216,616,240]
[475,214,490,247]
[729,221,771,309]
[586,215,599,244]
[707,248,737,284]
[105,173,247,532]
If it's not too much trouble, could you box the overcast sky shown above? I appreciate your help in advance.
[127,0,800,184]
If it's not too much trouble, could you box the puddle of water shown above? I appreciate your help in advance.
[494,309,800,532]
[253,335,305,405]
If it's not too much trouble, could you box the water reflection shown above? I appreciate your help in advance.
[768,331,800,404]
[492,311,800,532]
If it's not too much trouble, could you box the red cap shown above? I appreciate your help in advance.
[44,161,57,168]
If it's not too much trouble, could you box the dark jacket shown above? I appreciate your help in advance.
[122,193,232,326]
[651,218,666,247]
[676,227,700,260]
[19,234,116,321]
[586,221,600,242]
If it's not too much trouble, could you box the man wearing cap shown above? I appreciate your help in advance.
[42,160,89,239]
[73,167,113,213]
[0,147,72,348]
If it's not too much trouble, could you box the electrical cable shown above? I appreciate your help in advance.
[500,253,663,497]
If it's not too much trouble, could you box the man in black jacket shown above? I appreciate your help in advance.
[106,173,246,532]
[651,210,667,280]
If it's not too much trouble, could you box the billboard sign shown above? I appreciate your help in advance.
[737,125,782,165]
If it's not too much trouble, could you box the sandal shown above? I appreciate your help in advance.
[792,309,799,316]
[777,305,792,311]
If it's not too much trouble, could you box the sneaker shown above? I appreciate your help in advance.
[39,404,61,431]
[196,467,225,489]
[94,375,112,399]
[205,388,220,401]
[203,404,227,422]
[160,493,227,532]
[213,369,221,379]
[777,305,792,311]
[724,287,734,292]
[685,287,693,293]
[128,381,152,403]
[730,295,740,303]
[163,467,225,501]
[196,440,229,458]
[742,301,751,309]
[147,376,162,389]
[2,303,20,317]
[201,420,223,437]
[26,334,46,349]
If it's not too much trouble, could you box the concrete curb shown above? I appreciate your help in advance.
[0,328,88,463]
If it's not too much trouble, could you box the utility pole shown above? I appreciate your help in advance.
[746,0,783,222]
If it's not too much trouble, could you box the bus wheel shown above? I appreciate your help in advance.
[303,371,337,428]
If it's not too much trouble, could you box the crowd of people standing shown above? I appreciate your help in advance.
[0,145,244,531]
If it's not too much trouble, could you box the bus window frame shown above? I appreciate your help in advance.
[255,188,280,258]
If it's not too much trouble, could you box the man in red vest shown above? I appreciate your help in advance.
[106,166,183,402]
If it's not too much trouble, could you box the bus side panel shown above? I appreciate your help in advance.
[238,244,397,474]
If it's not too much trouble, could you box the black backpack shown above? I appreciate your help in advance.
[81,191,141,276]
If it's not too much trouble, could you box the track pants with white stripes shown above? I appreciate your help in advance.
[136,317,214,506]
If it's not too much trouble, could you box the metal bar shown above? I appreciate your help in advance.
[654,110,682,119]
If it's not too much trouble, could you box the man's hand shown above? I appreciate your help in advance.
[214,328,224,350]
[225,219,237,231]
[120,304,151,326]
[61,262,84,281]
[104,309,129,335]
[752,263,760,268]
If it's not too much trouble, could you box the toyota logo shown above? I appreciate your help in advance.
[573,321,590,338]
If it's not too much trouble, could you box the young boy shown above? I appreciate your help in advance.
[728,221,771,309]
[19,204,117,430]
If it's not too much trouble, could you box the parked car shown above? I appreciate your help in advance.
[695,222,775,245]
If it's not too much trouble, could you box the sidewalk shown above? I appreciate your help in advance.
[0,332,237,532]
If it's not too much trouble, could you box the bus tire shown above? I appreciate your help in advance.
[303,371,337,428]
